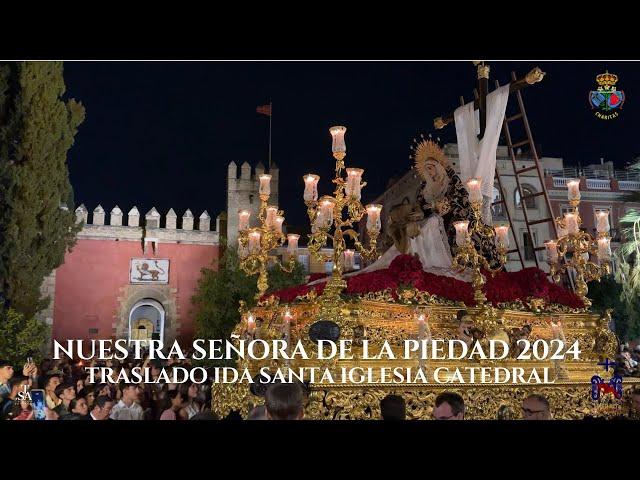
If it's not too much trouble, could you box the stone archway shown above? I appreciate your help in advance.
[115,284,179,347]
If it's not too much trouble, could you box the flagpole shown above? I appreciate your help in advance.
[268,101,272,169]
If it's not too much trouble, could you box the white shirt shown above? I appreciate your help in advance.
[110,400,144,421]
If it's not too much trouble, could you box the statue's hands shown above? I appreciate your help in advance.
[407,210,424,223]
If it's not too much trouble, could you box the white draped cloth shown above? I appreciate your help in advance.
[454,84,510,224]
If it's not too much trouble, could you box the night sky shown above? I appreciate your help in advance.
[63,61,640,229]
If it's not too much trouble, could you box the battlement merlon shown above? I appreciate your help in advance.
[74,205,220,245]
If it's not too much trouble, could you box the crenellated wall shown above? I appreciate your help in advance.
[73,204,222,244]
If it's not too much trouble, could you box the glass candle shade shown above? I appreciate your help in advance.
[567,179,580,202]
[259,174,272,197]
[494,225,510,249]
[303,174,320,202]
[365,204,382,232]
[238,209,251,231]
[329,125,347,154]
[345,168,364,200]
[454,221,469,246]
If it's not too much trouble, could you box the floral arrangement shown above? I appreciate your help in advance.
[265,254,584,309]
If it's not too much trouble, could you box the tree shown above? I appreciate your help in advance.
[613,159,640,341]
[0,62,85,318]
[191,246,306,359]
[0,307,50,366]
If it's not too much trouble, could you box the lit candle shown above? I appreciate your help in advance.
[544,240,559,263]
[366,204,382,232]
[417,312,427,371]
[466,177,483,204]
[303,174,320,202]
[238,209,251,231]
[319,197,335,227]
[313,210,325,231]
[283,310,292,365]
[564,212,579,234]
[453,221,469,246]
[598,237,612,261]
[248,229,261,254]
[259,174,272,197]
[247,314,256,334]
[329,125,347,154]
[494,225,510,249]
[275,216,285,235]
[556,223,568,238]
[596,210,610,234]
[344,249,355,271]
[567,179,580,202]
[287,234,299,256]
[265,206,278,229]
[345,168,364,200]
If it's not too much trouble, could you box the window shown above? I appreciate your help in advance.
[249,194,254,205]
[491,185,504,218]
[515,185,537,209]
[325,261,334,274]
[523,231,538,261]
[560,206,573,216]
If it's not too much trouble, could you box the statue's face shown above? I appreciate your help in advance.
[421,159,448,202]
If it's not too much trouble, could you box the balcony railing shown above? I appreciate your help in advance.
[552,177,570,187]
[619,180,640,191]
[553,176,640,191]
[586,178,611,189]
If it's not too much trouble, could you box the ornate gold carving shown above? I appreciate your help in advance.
[238,198,296,299]
[451,200,507,305]
[525,67,546,84]
[305,133,380,329]
[549,206,611,307]
[215,294,629,420]
[213,381,640,420]
[477,64,490,80]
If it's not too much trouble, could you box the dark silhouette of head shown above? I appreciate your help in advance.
[264,383,304,420]
[380,394,406,420]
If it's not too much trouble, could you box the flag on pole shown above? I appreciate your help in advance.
[256,103,272,116]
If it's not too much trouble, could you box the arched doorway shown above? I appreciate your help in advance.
[128,299,165,346]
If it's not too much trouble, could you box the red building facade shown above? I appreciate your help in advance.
[39,204,221,350]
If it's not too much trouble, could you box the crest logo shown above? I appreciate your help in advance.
[589,71,625,120]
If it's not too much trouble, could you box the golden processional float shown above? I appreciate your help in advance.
[212,65,639,420]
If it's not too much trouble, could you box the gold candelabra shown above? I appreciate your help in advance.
[303,126,382,318]
[237,174,298,300]
[544,180,611,308]
[451,178,509,306]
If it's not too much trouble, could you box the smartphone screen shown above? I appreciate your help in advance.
[31,389,46,420]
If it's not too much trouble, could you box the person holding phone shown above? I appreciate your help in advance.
[0,375,30,420]
[0,359,15,402]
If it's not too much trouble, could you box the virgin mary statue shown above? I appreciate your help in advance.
[344,138,499,281]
